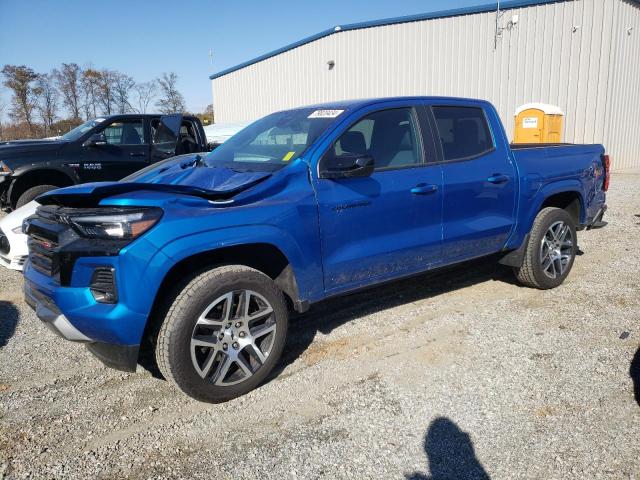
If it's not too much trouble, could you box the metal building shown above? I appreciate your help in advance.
[210,0,640,169]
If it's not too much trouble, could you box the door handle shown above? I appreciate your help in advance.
[410,183,439,195]
[130,152,146,158]
[487,174,510,184]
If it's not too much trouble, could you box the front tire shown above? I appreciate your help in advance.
[514,207,577,289]
[156,265,288,403]
[16,184,57,209]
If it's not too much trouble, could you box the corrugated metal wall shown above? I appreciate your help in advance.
[212,0,640,169]
[603,0,640,170]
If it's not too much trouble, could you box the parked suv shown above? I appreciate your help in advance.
[23,97,608,403]
[0,114,208,210]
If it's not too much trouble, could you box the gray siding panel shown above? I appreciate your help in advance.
[212,0,639,169]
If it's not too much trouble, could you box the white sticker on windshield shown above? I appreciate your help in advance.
[308,109,344,119]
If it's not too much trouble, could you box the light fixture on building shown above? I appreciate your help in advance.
[327,60,335,70]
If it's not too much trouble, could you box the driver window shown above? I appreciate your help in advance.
[332,108,422,170]
[102,119,144,145]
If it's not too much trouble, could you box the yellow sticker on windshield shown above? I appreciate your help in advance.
[283,151,295,162]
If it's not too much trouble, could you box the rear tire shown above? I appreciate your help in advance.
[156,265,288,403]
[514,207,577,289]
[16,184,57,208]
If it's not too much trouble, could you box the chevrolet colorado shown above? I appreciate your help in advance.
[23,97,609,403]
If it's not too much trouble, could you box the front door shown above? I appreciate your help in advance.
[150,114,182,163]
[428,104,517,262]
[79,117,149,182]
[314,105,443,294]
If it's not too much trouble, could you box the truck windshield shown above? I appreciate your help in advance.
[204,108,343,172]
[60,118,107,142]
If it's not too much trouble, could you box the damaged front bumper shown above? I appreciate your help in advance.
[24,276,141,372]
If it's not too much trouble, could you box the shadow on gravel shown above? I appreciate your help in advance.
[274,255,515,377]
[630,346,640,406]
[405,417,490,480]
[0,300,19,349]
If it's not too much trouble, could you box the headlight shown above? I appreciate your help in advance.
[0,161,12,175]
[69,208,163,240]
[12,226,23,234]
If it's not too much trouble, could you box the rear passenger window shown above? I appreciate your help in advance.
[333,108,422,170]
[432,107,494,161]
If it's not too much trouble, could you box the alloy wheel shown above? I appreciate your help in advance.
[539,220,574,279]
[190,290,277,386]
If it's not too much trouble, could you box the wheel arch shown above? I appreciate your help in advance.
[152,242,303,313]
[501,182,585,266]
[8,168,76,208]
[138,242,305,372]
[539,190,584,226]
[525,182,586,235]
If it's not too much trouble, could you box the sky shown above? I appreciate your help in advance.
[0,0,485,119]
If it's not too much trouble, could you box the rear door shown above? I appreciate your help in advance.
[427,102,517,262]
[314,102,443,294]
[79,117,149,181]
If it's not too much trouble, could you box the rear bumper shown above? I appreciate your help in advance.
[586,204,608,230]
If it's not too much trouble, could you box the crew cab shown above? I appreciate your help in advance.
[0,114,208,210]
[22,97,609,403]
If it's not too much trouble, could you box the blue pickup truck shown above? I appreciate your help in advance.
[23,97,609,402]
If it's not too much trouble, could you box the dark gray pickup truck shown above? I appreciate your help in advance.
[0,114,207,210]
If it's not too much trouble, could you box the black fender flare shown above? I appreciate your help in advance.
[7,166,79,207]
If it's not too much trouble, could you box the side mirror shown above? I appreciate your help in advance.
[83,133,107,147]
[320,153,375,179]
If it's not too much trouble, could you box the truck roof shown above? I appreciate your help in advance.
[94,113,199,120]
[293,96,492,112]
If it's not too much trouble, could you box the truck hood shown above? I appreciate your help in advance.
[37,161,272,207]
[0,140,64,163]
[0,138,61,146]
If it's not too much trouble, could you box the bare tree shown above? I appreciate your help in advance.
[97,69,118,115]
[113,72,136,114]
[35,73,59,135]
[81,68,102,119]
[0,95,6,139]
[155,72,186,114]
[53,63,82,120]
[204,103,214,123]
[133,81,157,113]
[1,65,39,136]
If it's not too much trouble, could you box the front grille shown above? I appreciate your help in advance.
[28,234,58,276]
[0,231,9,255]
[25,205,67,279]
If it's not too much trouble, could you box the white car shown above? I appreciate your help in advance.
[0,200,38,271]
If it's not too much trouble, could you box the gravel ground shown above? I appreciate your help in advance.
[1,171,639,480]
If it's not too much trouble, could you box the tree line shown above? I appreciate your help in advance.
[0,63,195,140]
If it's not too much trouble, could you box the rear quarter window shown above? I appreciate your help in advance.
[432,106,494,161]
